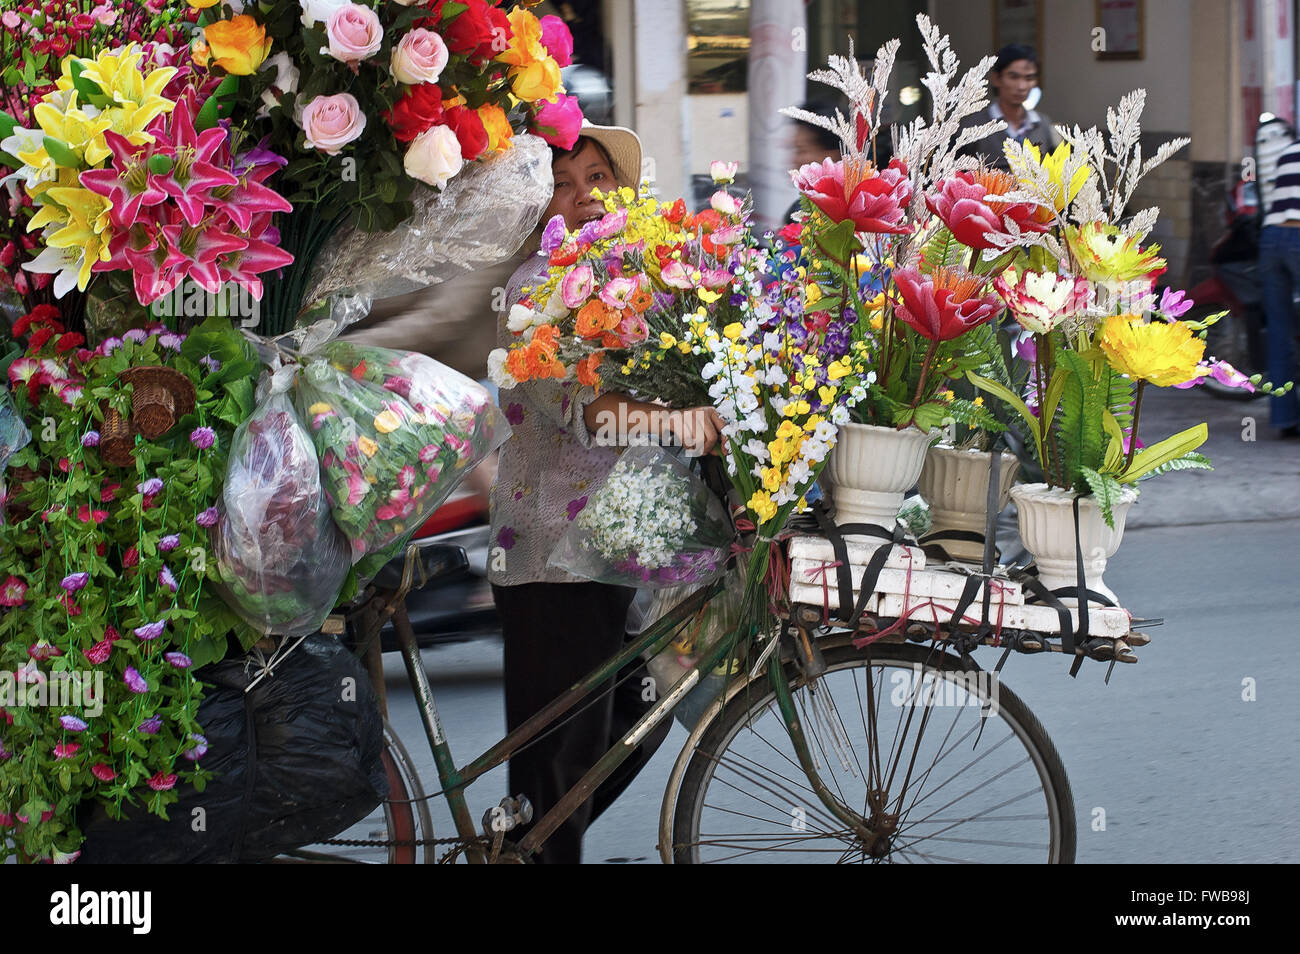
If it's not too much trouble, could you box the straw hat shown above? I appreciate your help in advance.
[572,120,643,191]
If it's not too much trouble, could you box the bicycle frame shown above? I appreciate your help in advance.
[378,572,872,863]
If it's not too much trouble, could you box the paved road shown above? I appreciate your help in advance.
[384,388,1300,863]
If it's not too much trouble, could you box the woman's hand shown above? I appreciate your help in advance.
[662,406,726,457]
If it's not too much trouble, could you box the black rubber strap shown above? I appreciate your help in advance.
[810,501,909,628]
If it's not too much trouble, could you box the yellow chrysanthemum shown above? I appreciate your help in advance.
[1099,314,1206,387]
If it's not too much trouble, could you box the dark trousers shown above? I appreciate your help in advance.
[492,581,671,864]
[1259,225,1300,428]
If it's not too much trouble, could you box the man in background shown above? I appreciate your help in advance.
[960,44,1061,170]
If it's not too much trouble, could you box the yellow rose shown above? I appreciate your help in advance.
[477,103,514,152]
[509,57,562,104]
[497,8,547,66]
[205,16,272,76]
[374,410,402,433]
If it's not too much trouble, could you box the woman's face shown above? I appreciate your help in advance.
[993,58,1038,108]
[544,138,617,230]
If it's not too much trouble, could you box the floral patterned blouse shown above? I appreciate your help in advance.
[488,252,621,586]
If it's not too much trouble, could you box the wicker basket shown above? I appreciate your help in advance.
[119,366,195,440]
[99,405,136,467]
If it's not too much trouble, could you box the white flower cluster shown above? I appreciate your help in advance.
[577,462,699,568]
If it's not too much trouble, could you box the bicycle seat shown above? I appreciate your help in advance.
[368,541,470,593]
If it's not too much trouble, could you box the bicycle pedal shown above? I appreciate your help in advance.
[482,795,534,835]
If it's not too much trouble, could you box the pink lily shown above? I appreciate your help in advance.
[79,130,169,230]
[147,90,239,227]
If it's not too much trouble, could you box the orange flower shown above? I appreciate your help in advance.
[600,332,623,349]
[526,339,566,379]
[497,8,547,66]
[505,347,532,383]
[531,323,560,348]
[628,283,654,313]
[205,15,272,75]
[575,301,617,338]
[576,352,603,388]
[477,104,514,152]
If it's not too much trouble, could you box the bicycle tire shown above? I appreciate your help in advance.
[669,642,1076,864]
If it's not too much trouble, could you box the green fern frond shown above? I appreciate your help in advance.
[1137,451,1214,480]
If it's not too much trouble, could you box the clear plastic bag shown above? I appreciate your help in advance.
[293,339,509,579]
[548,445,733,589]
[0,389,31,529]
[642,566,749,729]
[212,369,352,637]
[303,134,553,309]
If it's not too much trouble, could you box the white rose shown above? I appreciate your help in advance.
[487,349,515,390]
[258,52,300,119]
[541,291,570,320]
[390,28,449,86]
[299,0,347,28]
[403,124,463,189]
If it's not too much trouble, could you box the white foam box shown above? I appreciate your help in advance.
[788,585,1133,639]
[787,534,928,571]
[789,558,1025,607]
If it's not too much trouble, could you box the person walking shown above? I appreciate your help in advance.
[488,123,725,863]
[960,44,1061,170]
[1257,119,1300,437]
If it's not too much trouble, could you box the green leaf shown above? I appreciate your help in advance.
[1101,410,1126,473]
[967,371,1042,462]
[1118,423,1209,484]
[919,225,965,271]
[1137,450,1213,480]
[195,94,222,132]
[1056,350,1107,487]
[69,60,107,107]
[1078,465,1125,530]
[0,108,17,140]
[41,135,80,168]
[0,149,21,169]
[810,218,858,270]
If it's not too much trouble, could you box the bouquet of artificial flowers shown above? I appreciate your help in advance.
[295,340,508,579]
[549,446,732,588]
[213,378,351,637]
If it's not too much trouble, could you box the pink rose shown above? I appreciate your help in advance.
[532,93,583,149]
[391,28,448,85]
[539,15,573,68]
[302,93,366,155]
[323,3,382,64]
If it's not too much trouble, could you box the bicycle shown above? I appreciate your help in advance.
[278,525,1081,864]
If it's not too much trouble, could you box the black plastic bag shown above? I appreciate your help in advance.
[77,635,387,864]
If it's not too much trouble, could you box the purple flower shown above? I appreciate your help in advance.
[183,733,208,760]
[199,354,221,373]
[123,328,149,344]
[133,621,165,641]
[1159,287,1194,318]
[82,430,100,447]
[540,213,567,253]
[98,336,123,356]
[382,375,412,398]
[137,478,164,496]
[59,715,88,732]
[189,426,216,450]
[196,506,219,527]
[576,219,601,245]
[158,333,184,351]
[497,526,516,550]
[158,565,178,592]
[137,714,162,734]
[124,666,149,693]
[61,572,89,593]
[566,496,588,521]
[158,534,180,551]
[165,651,193,669]
[505,402,524,426]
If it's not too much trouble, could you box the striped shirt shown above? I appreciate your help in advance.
[1263,140,1300,226]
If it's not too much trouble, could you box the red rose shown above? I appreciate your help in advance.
[438,0,509,65]
[385,83,445,143]
[444,105,488,162]
[662,198,686,224]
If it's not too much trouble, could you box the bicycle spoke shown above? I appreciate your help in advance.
[701,754,844,832]
[895,750,1030,834]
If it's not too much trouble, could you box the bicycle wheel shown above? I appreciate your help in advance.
[669,641,1075,863]
[277,721,435,864]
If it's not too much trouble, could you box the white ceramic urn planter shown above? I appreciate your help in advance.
[823,422,939,528]
[916,445,1020,563]
[1009,482,1138,606]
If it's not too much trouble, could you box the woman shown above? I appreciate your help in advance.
[960,44,1061,170]
[489,123,724,863]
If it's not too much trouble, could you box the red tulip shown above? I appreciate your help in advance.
[893,266,1002,341]
[791,156,913,234]
[925,168,1049,250]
